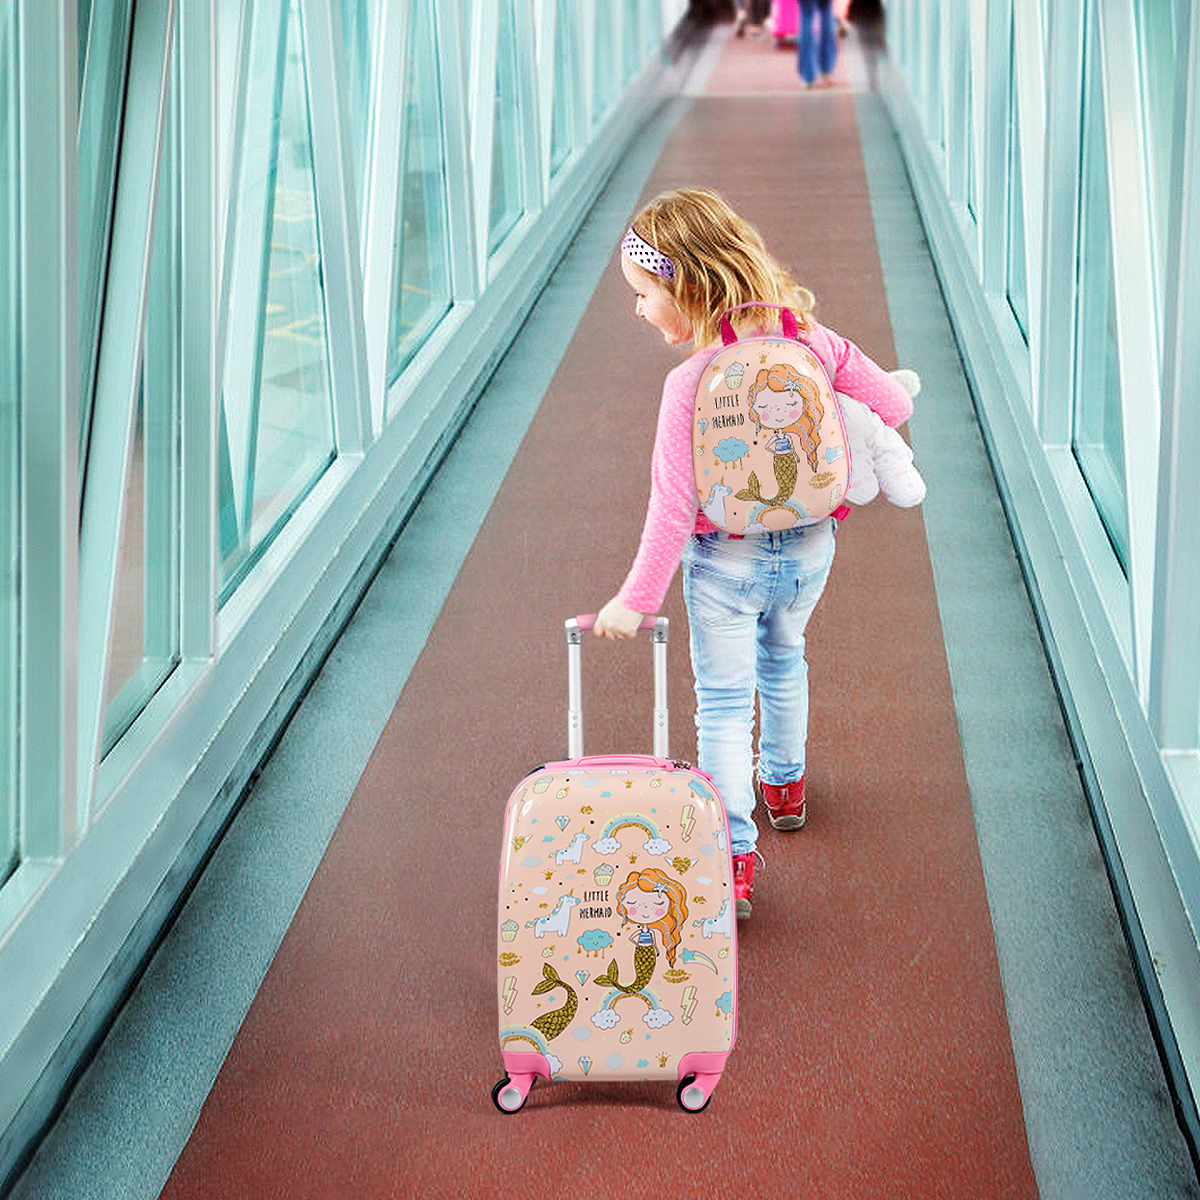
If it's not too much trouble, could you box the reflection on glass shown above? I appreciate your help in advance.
[219,0,336,598]
[216,0,244,256]
[641,0,662,65]
[77,0,91,100]
[593,2,613,126]
[1,1,18,884]
[964,14,975,220]
[1134,0,1184,328]
[102,25,182,754]
[78,1,133,454]
[623,0,640,85]
[488,0,524,255]
[1006,19,1028,341]
[550,0,576,177]
[925,5,942,150]
[387,0,452,390]
[340,0,377,216]
[1073,13,1128,573]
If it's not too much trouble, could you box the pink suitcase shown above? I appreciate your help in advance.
[493,616,738,1113]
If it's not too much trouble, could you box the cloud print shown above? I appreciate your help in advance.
[643,1008,674,1029]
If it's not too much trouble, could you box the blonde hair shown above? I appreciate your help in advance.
[615,868,688,968]
[747,363,825,472]
[627,188,815,348]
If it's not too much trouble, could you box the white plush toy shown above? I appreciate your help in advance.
[838,369,926,508]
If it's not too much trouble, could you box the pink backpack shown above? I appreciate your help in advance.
[693,303,851,534]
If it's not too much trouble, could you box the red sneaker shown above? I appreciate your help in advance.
[758,775,807,830]
[732,852,761,919]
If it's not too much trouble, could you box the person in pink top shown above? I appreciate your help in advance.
[594,188,915,919]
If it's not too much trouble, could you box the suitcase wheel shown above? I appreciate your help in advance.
[492,1075,533,1114]
[676,1073,715,1113]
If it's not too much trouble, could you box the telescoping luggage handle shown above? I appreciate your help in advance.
[718,302,799,345]
[565,616,668,760]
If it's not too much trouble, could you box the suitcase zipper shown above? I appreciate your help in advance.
[536,756,714,782]
[543,755,684,772]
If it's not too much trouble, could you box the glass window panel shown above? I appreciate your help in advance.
[1134,0,1184,331]
[1006,17,1028,341]
[1,0,18,885]
[593,3,613,126]
[387,0,452,389]
[622,0,640,84]
[219,0,336,598]
[488,0,525,255]
[550,0,576,176]
[339,0,377,217]
[964,10,976,220]
[77,0,91,100]
[102,23,182,753]
[1073,11,1129,573]
[642,0,662,65]
[216,0,244,259]
[78,0,134,454]
[925,3,943,151]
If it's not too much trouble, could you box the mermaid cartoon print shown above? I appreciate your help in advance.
[596,868,688,995]
[736,363,825,518]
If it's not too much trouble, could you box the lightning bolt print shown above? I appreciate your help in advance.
[680,804,696,842]
[502,975,518,1015]
[681,985,698,1024]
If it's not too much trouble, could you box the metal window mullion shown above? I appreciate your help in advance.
[76,0,177,826]
[895,0,909,74]
[611,0,624,112]
[77,0,134,465]
[979,0,1013,294]
[1097,0,1161,696]
[470,0,500,287]
[435,0,478,307]
[18,0,79,856]
[1013,0,1046,401]
[178,0,217,658]
[1036,0,1083,447]
[219,0,288,536]
[968,0,988,254]
[562,0,584,160]
[142,75,179,670]
[578,0,595,139]
[299,0,370,455]
[359,2,408,432]
[944,0,968,202]
[534,0,555,198]
[925,0,942,150]
[1148,1,1200,750]
[614,0,625,103]
[942,0,956,167]
[513,0,543,216]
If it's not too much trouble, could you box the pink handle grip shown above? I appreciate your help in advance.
[719,302,799,345]
[574,614,659,632]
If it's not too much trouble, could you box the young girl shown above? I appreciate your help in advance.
[594,188,914,919]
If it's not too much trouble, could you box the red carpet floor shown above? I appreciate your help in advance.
[161,30,1039,1200]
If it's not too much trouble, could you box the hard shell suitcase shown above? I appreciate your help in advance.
[493,616,738,1114]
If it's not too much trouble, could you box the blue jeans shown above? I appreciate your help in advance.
[682,523,836,856]
[798,0,837,85]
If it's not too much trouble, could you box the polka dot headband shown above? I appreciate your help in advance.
[621,225,676,282]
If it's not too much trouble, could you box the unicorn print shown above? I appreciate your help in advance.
[527,893,581,939]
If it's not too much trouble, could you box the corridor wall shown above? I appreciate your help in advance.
[880,0,1200,1148]
[0,0,690,1186]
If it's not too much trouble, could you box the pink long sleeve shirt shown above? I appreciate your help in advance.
[616,322,913,615]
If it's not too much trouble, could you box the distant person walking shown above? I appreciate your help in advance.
[797,0,837,86]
